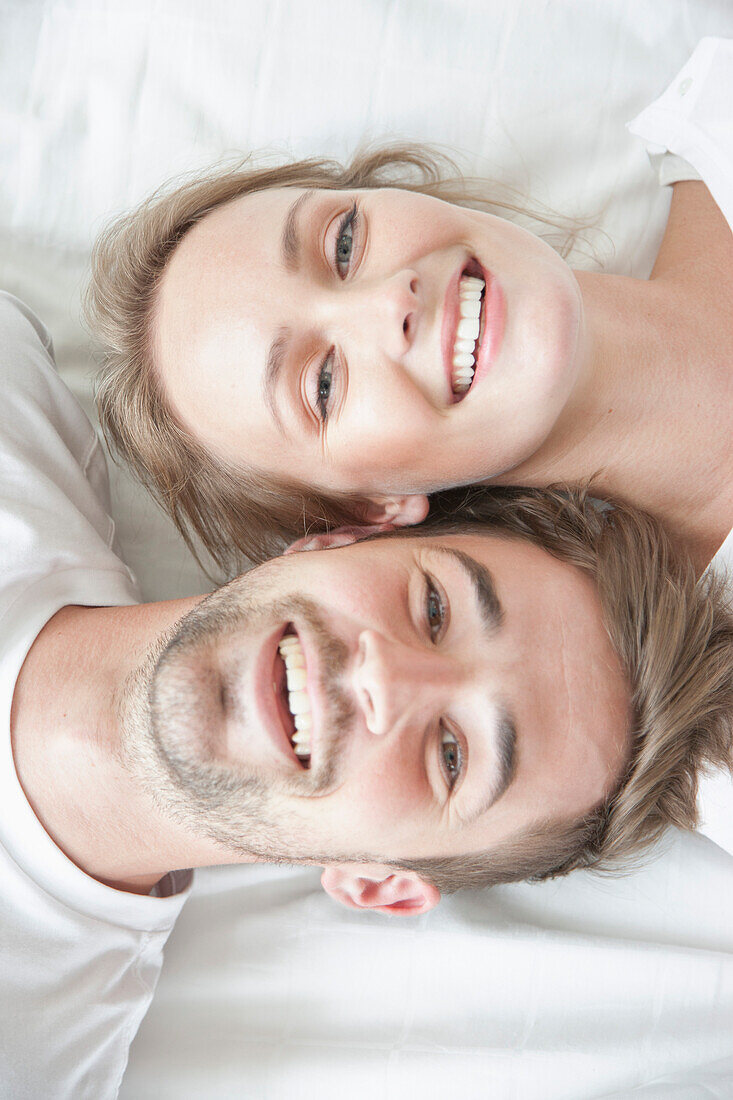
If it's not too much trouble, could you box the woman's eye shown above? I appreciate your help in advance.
[316,355,333,422]
[441,728,463,790]
[334,204,358,278]
[425,576,447,642]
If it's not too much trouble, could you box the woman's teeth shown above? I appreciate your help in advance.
[278,633,312,762]
[452,274,485,395]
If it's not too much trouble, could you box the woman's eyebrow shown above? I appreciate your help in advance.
[281,190,315,271]
[263,325,291,435]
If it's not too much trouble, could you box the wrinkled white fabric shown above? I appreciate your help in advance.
[1,3,731,1098]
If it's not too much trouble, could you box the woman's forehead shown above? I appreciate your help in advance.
[164,185,305,291]
[154,188,309,416]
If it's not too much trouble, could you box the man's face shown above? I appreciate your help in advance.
[147,533,631,865]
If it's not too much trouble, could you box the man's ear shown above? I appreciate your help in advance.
[284,523,396,554]
[361,493,430,527]
[321,863,441,917]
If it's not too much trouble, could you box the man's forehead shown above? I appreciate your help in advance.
[351,529,613,672]
[356,528,564,576]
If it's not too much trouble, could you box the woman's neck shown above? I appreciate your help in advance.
[499,183,733,570]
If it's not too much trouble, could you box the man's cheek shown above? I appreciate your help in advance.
[335,761,421,843]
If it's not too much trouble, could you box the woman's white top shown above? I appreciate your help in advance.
[628,36,733,228]
[628,37,733,857]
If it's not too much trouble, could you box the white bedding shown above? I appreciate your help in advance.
[1,2,732,1097]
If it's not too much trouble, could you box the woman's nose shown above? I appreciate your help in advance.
[352,629,452,737]
[327,270,419,360]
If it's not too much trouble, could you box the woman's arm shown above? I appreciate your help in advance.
[651,180,733,296]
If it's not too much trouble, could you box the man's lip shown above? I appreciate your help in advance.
[291,623,323,769]
[253,624,304,768]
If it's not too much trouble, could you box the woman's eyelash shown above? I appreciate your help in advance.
[311,202,358,421]
[333,203,358,277]
[315,350,334,422]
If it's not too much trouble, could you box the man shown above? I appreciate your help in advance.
[0,292,730,1097]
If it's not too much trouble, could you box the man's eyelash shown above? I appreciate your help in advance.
[424,573,449,643]
[439,725,465,792]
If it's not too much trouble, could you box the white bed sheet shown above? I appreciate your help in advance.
[1,2,732,1096]
[120,833,733,1100]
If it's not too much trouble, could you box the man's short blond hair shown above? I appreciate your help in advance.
[381,485,732,892]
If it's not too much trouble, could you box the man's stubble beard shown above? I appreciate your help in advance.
[120,572,358,864]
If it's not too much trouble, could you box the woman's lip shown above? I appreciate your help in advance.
[441,263,464,403]
[471,263,506,392]
[441,259,506,402]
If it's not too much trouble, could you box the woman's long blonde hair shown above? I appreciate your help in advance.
[86,144,584,576]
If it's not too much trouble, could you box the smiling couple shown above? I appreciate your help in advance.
[2,40,733,1099]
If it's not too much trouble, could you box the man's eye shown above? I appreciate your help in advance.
[440,728,463,790]
[425,576,448,643]
[334,204,358,278]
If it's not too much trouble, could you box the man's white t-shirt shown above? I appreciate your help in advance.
[628,37,733,857]
[0,292,191,1099]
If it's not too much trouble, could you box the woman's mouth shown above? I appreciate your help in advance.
[451,271,485,398]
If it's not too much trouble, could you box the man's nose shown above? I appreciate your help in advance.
[352,629,453,737]
[325,270,419,360]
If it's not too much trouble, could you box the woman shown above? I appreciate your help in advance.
[88,39,732,578]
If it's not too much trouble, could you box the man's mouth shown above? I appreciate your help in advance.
[451,265,486,399]
[274,627,312,769]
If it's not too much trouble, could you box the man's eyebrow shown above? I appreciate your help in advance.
[464,709,517,826]
[433,546,503,635]
[493,711,517,807]
[430,545,515,821]
[263,325,290,434]
[281,190,314,272]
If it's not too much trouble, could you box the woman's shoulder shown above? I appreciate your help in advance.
[651,179,733,296]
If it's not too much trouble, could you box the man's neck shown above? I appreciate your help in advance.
[9,600,218,894]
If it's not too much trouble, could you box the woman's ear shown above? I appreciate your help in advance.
[283,495,429,553]
[321,863,440,917]
[362,494,430,527]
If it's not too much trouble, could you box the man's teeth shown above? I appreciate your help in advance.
[452,274,485,395]
[278,633,312,760]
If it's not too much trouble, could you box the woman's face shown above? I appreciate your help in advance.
[155,186,585,508]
